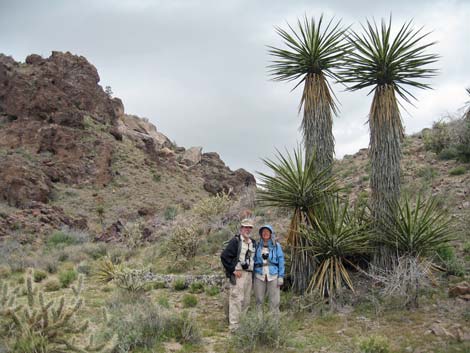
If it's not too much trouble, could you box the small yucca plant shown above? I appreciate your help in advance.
[380,194,453,258]
[302,196,371,297]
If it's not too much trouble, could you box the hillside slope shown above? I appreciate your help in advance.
[0,52,255,238]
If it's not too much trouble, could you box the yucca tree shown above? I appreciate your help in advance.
[341,17,438,268]
[257,148,337,293]
[268,15,349,171]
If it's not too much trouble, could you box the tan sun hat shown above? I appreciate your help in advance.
[240,218,254,228]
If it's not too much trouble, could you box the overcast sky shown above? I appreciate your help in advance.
[1,0,469,175]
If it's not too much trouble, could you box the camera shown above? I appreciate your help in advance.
[241,262,249,270]
[262,253,269,260]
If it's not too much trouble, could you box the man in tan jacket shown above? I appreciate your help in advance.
[220,218,256,332]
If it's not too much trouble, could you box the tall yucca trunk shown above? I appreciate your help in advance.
[369,85,404,269]
[301,73,335,172]
[288,209,316,294]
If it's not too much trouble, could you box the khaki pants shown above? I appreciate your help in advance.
[228,271,252,331]
[254,276,280,316]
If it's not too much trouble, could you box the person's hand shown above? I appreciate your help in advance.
[234,270,242,278]
[277,277,284,288]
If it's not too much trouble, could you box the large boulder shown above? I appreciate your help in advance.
[119,114,172,148]
[199,152,256,195]
[181,146,202,166]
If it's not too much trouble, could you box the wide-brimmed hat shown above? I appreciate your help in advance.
[240,218,254,227]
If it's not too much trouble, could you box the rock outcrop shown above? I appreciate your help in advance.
[0,51,256,237]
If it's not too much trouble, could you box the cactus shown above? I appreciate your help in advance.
[0,274,115,352]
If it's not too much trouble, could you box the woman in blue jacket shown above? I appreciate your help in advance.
[253,224,285,316]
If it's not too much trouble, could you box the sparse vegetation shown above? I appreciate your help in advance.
[232,312,285,352]
[449,166,466,176]
[182,293,198,308]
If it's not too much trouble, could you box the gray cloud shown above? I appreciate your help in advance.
[1,0,469,176]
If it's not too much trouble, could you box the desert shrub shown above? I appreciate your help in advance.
[463,241,470,255]
[106,296,200,352]
[182,294,198,308]
[152,281,167,289]
[0,265,11,278]
[173,278,187,291]
[449,166,466,175]
[367,256,433,308]
[357,335,390,353]
[42,256,59,274]
[193,192,231,221]
[438,147,459,160]
[423,121,451,154]
[168,225,203,260]
[46,228,89,247]
[172,311,201,344]
[122,220,147,249]
[232,312,284,352]
[164,205,178,221]
[33,269,47,283]
[436,245,466,276]
[58,268,77,288]
[205,285,220,296]
[189,281,204,294]
[77,262,92,275]
[157,295,170,308]
[43,278,61,292]
[416,166,437,181]
[0,275,113,352]
[202,228,232,254]
[82,242,108,259]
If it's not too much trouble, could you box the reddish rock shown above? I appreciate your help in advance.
[449,282,470,298]
[0,154,52,207]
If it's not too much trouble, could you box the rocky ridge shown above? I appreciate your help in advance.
[0,51,255,238]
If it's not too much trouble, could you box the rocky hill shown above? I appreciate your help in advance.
[0,51,255,239]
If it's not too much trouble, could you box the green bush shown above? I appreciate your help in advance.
[182,294,198,308]
[168,226,202,260]
[33,270,47,283]
[463,241,470,255]
[205,286,220,296]
[0,265,11,278]
[106,296,200,352]
[46,229,89,247]
[173,279,187,291]
[157,295,170,308]
[449,166,466,176]
[357,335,390,353]
[232,312,284,352]
[189,281,204,294]
[416,166,437,181]
[82,242,107,259]
[437,246,466,276]
[164,206,178,221]
[58,268,77,288]
[43,278,61,292]
[438,147,459,160]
